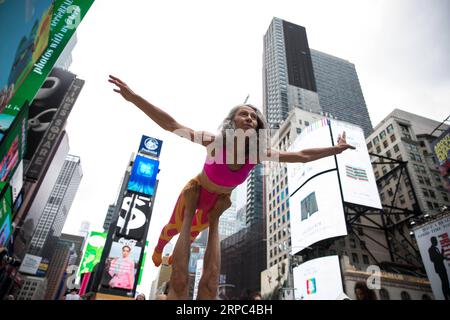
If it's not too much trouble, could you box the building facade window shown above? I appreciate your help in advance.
[379,288,390,300]
[386,124,394,134]
[401,291,411,300]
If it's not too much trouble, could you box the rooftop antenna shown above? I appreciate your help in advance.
[243,94,250,104]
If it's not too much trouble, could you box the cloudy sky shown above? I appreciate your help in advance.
[60,0,449,293]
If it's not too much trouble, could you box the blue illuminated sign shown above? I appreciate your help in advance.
[138,135,162,158]
[127,155,159,196]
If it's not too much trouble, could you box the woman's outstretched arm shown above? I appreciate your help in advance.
[269,131,355,163]
[109,75,215,146]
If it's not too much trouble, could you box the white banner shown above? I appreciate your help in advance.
[331,120,382,209]
[289,170,347,254]
[293,255,344,300]
[287,119,336,196]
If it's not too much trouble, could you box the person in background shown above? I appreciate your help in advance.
[135,293,146,300]
[354,281,377,300]
[108,245,135,290]
[65,288,81,300]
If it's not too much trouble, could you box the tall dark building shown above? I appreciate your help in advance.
[103,205,116,233]
[263,17,373,136]
[220,164,266,297]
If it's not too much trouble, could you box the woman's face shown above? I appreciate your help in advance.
[122,247,130,258]
[233,106,258,131]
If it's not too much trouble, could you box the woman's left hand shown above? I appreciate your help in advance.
[337,131,355,152]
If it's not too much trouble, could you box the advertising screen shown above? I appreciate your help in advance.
[0,0,54,111]
[25,69,84,181]
[127,155,159,197]
[138,135,163,158]
[432,128,450,191]
[293,255,344,300]
[289,170,347,254]
[24,68,76,160]
[287,119,336,196]
[330,120,382,209]
[116,192,153,241]
[0,186,13,247]
[0,104,27,187]
[413,214,450,300]
[101,239,142,292]
[0,0,94,118]
[9,160,23,203]
[78,231,107,275]
[136,241,148,286]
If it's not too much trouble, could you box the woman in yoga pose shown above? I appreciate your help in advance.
[109,75,354,299]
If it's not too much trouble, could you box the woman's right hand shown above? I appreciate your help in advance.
[108,75,136,102]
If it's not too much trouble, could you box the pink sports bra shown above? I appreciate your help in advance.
[203,147,256,188]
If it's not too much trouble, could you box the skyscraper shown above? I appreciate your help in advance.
[27,155,83,261]
[263,17,373,136]
[218,190,246,240]
[103,205,116,232]
[260,18,377,299]
[311,49,373,137]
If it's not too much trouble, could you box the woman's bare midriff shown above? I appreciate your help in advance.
[197,170,234,195]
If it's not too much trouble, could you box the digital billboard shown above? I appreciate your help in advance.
[100,239,142,294]
[24,68,75,160]
[138,135,163,158]
[0,186,13,247]
[136,241,148,287]
[413,214,450,300]
[0,103,28,188]
[289,170,347,254]
[293,255,344,300]
[0,0,94,118]
[25,68,84,181]
[330,120,382,209]
[0,0,54,111]
[9,160,23,203]
[127,155,159,197]
[432,128,450,191]
[287,118,336,195]
[116,192,153,241]
[78,231,107,275]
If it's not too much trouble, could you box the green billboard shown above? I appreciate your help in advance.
[78,231,107,276]
[0,0,95,121]
[0,105,28,193]
[0,186,13,247]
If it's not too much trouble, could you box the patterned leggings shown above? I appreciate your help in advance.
[152,176,229,267]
